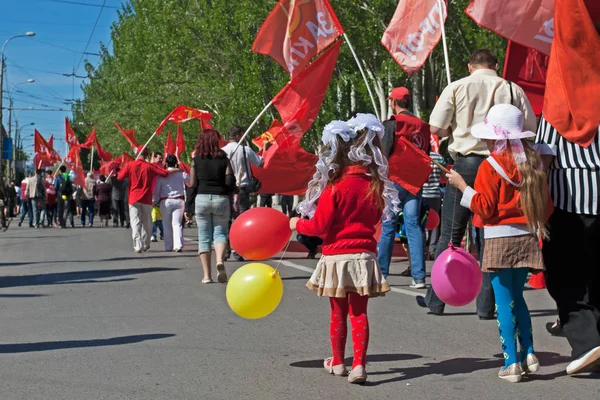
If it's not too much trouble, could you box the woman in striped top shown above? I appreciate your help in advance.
[535,116,600,375]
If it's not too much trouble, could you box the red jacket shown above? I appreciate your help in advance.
[118,159,169,205]
[461,153,553,234]
[296,166,382,255]
[391,112,431,153]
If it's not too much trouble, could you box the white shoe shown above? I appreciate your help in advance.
[410,280,426,289]
[567,346,600,375]
[151,236,157,242]
[498,363,522,383]
[323,357,347,376]
[347,365,367,384]
[521,353,540,374]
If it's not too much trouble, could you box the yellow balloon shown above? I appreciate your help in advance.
[61,195,68,200]
[226,263,284,320]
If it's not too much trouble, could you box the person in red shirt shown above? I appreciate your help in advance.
[290,115,400,384]
[118,148,169,253]
[446,104,553,382]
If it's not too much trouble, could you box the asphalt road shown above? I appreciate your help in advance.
[1,224,598,399]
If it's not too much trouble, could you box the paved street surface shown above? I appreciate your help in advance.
[1,225,598,399]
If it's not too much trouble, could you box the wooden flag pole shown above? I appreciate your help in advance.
[135,132,156,160]
[438,0,452,85]
[343,33,380,120]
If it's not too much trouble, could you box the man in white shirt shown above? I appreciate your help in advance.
[222,126,265,214]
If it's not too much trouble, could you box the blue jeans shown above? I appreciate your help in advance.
[378,183,425,280]
[195,194,230,253]
[31,198,46,227]
[81,199,95,226]
[19,199,33,226]
[152,220,164,238]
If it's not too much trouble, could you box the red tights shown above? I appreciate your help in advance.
[329,293,369,368]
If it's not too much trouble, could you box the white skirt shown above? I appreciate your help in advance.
[306,253,390,298]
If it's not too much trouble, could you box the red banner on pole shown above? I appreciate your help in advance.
[164,131,176,156]
[382,0,448,75]
[252,0,344,78]
[94,137,113,162]
[80,127,96,150]
[65,118,80,148]
[114,122,139,150]
[465,0,554,55]
[176,124,186,157]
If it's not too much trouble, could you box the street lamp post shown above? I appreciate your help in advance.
[14,123,34,176]
[7,80,35,178]
[0,31,35,177]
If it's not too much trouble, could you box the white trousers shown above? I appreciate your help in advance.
[160,198,185,251]
[129,203,153,251]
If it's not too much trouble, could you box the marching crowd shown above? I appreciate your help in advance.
[2,47,599,384]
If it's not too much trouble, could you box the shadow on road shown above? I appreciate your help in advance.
[281,276,311,281]
[0,255,191,267]
[0,333,175,354]
[0,294,47,298]
[290,353,422,369]
[0,267,179,288]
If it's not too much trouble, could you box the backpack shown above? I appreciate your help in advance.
[61,176,73,197]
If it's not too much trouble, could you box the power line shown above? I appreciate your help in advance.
[7,61,70,104]
[5,62,87,78]
[0,18,111,28]
[75,0,107,74]
[42,0,118,9]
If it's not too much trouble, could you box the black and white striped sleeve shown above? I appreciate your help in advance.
[535,116,558,156]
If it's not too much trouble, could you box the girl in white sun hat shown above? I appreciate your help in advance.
[445,104,554,383]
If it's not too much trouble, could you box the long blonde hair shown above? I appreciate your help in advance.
[514,140,549,238]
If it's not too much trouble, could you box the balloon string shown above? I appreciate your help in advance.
[273,236,293,273]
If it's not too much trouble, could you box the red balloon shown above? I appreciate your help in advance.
[425,209,440,230]
[230,208,292,260]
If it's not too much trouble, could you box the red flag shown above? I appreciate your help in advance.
[252,0,344,78]
[253,120,283,149]
[179,161,191,175]
[272,39,342,141]
[543,0,600,147]
[48,135,54,150]
[80,127,96,149]
[430,135,440,154]
[154,106,212,136]
[252,140,318,195]
[34,130,61,163]
[176,124,186,157]
[64,145,85,187]
[503,41,549,118]
[99,158,120,176]
[94,137,113,162]
[65,118,80,148]
[388,137,433,195]
[114,122,139,150]
[164,131,176,156]
[381,0,447,75]
[465,0,554,55]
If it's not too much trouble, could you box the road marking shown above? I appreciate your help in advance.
[278,260,422,298]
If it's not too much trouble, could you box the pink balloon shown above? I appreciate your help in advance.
[431,245,482,307]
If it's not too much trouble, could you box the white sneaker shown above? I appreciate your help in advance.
[567,346,600,375]
[151,236,157,242]
[410,279,426,289]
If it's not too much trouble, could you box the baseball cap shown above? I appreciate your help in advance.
[387,87,411,101]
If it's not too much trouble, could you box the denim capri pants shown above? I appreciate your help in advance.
[194,194,230,253]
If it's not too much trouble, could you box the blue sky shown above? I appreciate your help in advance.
[1,0,122,159]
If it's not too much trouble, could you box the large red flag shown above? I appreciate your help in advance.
[164,131,176,156]
[176,124,186,157]
[381,0,448,75]
[252,0,344,78]
[252,140,318,195]
[503,41,549,118]
[64,145,85,187]
[94,137,113,162]
[388,137,433,195]
[80,127,96,150]
[34,130,61,163]
[272,39,342,141]
[48,135,54,150]
[114,122,139,150]
[154,106,212,136]
[543,0,600,147]
[465,0,554,55]
[65,118,80,148]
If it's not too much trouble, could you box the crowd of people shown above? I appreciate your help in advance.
[2,46,599,385]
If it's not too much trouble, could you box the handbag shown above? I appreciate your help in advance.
[241,143,262,193]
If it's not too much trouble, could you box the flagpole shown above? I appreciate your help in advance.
[343,33,380,120]
[89,145,94,173]
[231,100,273,156]
[437,0,452,85]
[136,133,156,160]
